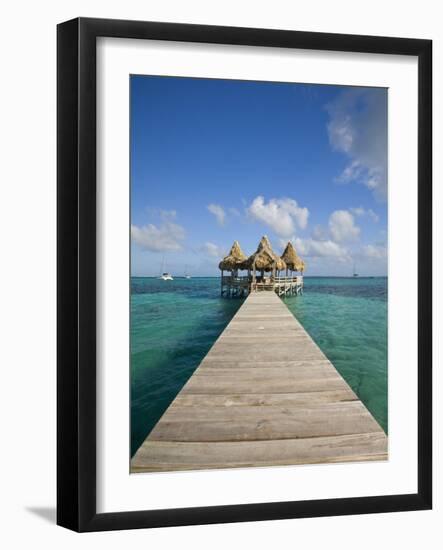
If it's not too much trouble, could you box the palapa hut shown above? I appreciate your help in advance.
[241,236,286,280]
[219,240,247,276]
[281,241,306,275]
[219,236,304,297]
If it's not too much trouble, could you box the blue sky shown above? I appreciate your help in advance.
[131,75,387,277]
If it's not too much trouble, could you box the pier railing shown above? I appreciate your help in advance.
[221,275,249,285]
[222,275,302,284]
[221,274,303,297]
[273,276,304,284]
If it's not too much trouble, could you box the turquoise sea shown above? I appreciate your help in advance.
[131,277,388,456]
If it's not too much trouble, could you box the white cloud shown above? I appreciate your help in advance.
[311,224,328,241]
[207,203,226,226]
[336,159,364,184]
[350,206,379,223]
[362,244,387,259]
[350,206,365,217]
[131,220,185,252]
[367,209,380,223]
[329,210,360,242]
[292,237,349,261]
[159,209,177,220]
[327,89,387,200]
[200,242,225,258]
[246,196,309,237]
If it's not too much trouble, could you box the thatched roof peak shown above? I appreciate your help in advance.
[258,235,272,251]
[219,240,247,271]
[218,236,309,273]
[281,241,298,263]
[241,236,286,271]
[230,240,245,257]
[281,241,306,272]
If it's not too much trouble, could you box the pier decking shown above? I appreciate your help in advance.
[131,292,387,472]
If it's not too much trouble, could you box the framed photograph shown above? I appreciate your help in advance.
[57,18,432,531]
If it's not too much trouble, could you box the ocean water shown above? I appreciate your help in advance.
[131,276,387,456]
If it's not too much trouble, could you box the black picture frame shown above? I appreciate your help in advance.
[57,17,432,532]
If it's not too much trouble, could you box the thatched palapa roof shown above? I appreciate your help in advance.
[240,236,286,272]
[218,241,247,271]
[281,241,306,272]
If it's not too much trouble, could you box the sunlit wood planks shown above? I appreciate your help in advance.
[131,291,387,472]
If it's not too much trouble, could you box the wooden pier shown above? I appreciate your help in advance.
[221,275,303,298]
[131,291,387,472]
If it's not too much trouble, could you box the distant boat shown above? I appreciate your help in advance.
[184,264,191,279]
[158,256,173,281]
[353,263,359,278]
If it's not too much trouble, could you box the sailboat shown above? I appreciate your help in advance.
[353,263,359,278]
[158,255,173,281]
[184,265,191,279]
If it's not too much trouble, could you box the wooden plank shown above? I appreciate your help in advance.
[131,433,388,472]
[208,344,325,357]
[219,335,314,342]
[181,376,346,395]
[196,364,336,376]
[172,389,358,407]
[205,351,327,363]
[148,416,381,443]
[199,359,332,368]
[131,290,387,472]
[161,402,370,422]
[149,403,382,442]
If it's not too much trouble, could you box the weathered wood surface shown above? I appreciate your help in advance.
[131,291,387,472]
